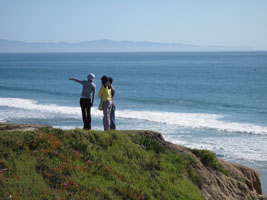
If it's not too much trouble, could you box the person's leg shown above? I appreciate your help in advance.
[85,99,91,130]
[103,100,112,131]
[102,101,108,130]
[106,100,112,130]
[110,105,116,130]
[80,98,87,129]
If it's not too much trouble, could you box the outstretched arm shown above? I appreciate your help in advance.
[69,77,83,84]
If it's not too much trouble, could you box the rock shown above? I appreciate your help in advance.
[0,123,51,132]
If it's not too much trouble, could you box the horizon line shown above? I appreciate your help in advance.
[0,38,253,49]
[1,50,267,54]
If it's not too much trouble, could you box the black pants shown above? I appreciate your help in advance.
[80,98,92,130]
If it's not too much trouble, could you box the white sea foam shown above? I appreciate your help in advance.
[167,136,267,163]
[0,98,80,115]
[1,97,267,135]
[53,125,103,131]
[53,126,82,130]
[116,110,267,135]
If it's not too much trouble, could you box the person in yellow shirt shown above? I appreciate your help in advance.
[98,76,112,130]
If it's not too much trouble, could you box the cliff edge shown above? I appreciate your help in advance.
[0,123,266,200]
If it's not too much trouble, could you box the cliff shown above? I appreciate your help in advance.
[0,123,266,200]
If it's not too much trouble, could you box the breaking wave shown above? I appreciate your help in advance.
[1,97,267,135]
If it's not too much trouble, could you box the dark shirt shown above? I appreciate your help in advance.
[111,85,115,98]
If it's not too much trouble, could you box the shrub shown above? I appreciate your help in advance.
[137,136,165,154]
[191,149,229,176]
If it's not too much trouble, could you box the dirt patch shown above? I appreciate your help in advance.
[0,123,51,132]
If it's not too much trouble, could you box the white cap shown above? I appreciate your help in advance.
[87,73,95,81]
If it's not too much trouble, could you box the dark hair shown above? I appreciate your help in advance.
[101,76,108,85]
[109,77,113,84]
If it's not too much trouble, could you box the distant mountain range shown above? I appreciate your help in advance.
[0,39,252,52]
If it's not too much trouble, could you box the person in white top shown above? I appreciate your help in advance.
[69,73,96,130]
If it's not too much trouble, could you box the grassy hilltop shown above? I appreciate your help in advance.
[0,125,264,200]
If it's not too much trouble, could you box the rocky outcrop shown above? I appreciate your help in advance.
[138,131,266,200]
[197,159,266,200]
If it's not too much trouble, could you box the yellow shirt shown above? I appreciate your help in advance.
[98,85,112,102]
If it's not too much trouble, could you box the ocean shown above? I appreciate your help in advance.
[0,52,267,171]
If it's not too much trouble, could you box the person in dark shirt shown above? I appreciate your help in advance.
[109,77,116,130]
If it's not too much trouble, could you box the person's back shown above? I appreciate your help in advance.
[98,85,112,102]
[69,73,95,130]
[81,81,96,99]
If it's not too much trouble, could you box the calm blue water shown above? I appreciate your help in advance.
[0,52,267,169]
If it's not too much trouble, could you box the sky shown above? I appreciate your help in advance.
[0,0,267,49]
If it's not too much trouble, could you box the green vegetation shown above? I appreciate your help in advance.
[190,149,230,176]
[0,128,204,200]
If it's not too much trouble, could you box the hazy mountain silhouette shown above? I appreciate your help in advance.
[0,39,252,52]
